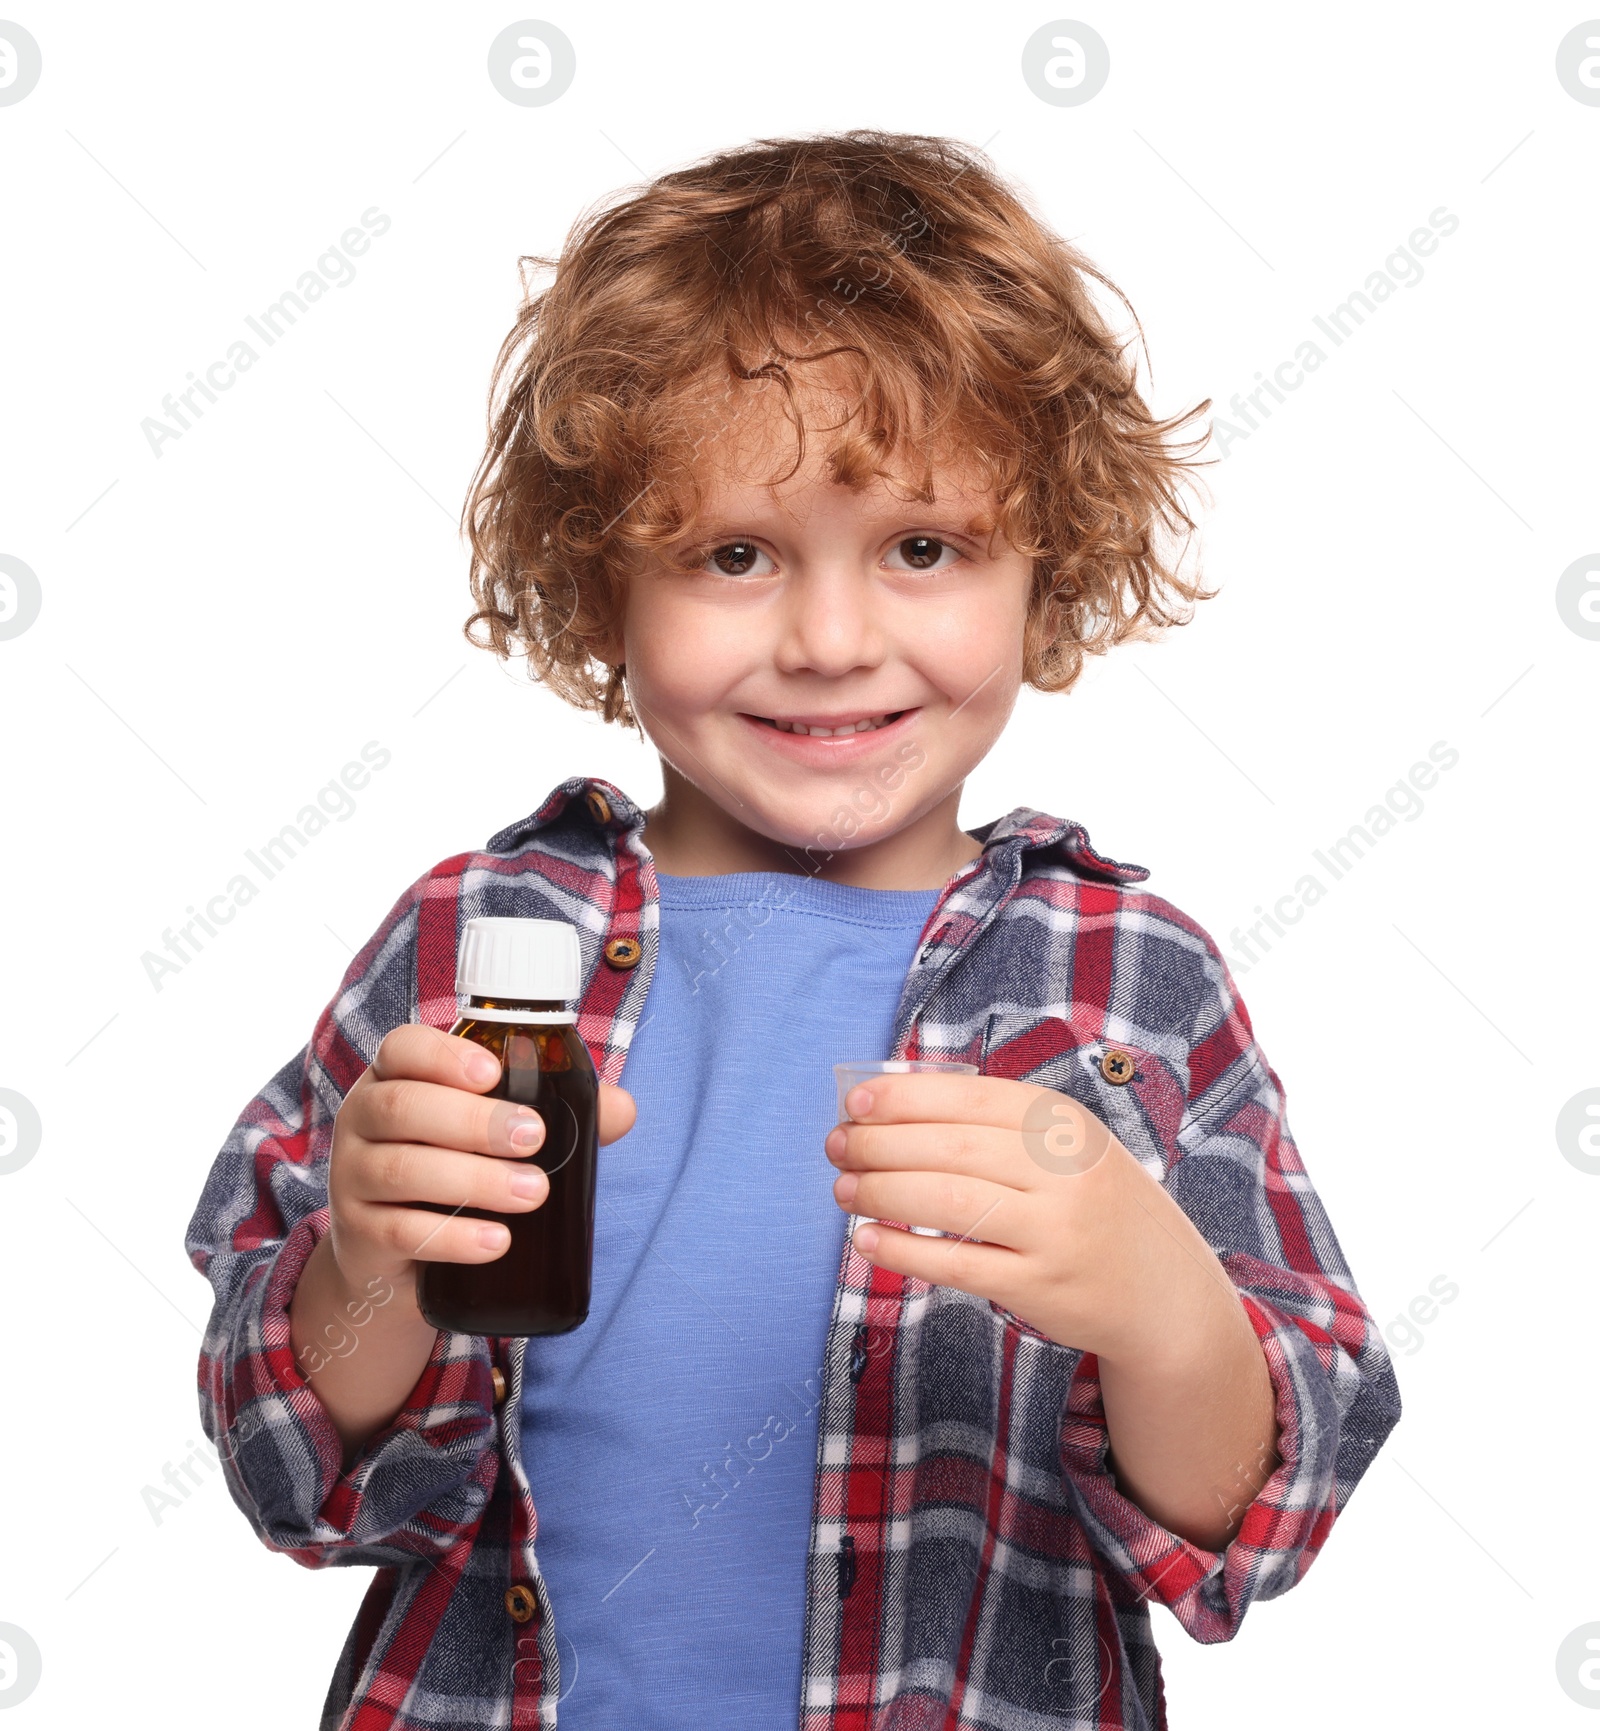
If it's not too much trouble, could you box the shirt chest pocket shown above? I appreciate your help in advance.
[978,1011,1190,1182]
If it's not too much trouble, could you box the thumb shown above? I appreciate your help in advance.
[598,1081,636,1145]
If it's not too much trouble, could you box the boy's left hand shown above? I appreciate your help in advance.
[825,1069,1218,1365]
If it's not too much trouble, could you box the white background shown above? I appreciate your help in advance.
[1,2,1596,1725]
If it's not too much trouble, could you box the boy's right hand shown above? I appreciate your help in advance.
[326,1023,636,1305]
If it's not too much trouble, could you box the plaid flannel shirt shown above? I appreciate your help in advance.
[186,773,1401,1730]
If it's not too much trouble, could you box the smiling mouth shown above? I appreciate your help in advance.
[748,710,909,737]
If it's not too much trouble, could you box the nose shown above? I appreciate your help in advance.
[772,561,888,679]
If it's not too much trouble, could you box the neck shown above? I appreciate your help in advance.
[640,761,983,891]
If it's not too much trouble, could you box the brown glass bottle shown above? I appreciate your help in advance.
[415,995,599,1337]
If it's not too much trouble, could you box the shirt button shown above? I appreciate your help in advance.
[585,789,613,825]
[1100,1048,1135,1085]
[491,1366,507,1404]
[603,936,642,969]
[505,1585,537,1623]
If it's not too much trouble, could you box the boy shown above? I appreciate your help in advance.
[186,130,1400,1729]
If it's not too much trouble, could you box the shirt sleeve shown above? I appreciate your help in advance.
[182,864,503,1571]
[1056,942,1402,1642]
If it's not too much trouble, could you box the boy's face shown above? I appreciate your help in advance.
[606,382,1035,861]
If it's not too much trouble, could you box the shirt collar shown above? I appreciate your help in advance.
[485,774,1148,886]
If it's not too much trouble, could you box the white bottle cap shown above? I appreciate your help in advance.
[457,917,581,1003]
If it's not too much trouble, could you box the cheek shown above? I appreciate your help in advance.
[622,589,749,713]
[917,590,1028,704]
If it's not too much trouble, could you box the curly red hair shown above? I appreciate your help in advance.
[462,130,1214,729]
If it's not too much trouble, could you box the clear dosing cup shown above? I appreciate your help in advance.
[832,1061,981,1234]
[833,1059,980,1122]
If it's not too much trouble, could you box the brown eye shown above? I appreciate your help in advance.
[704,540,772,577]
[888,535,957,572]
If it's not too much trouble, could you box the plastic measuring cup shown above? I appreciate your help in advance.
[833,1059,979,1122]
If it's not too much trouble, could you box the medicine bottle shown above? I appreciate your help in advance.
[416,917,598,1337]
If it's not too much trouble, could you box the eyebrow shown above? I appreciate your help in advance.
[684,497,999,539]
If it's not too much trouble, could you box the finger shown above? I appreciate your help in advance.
[848,1218,1024,1306]
[353,1074,550,1163]
[351,1198,523,1266]
[834,1082,1115,1186]
[840,1070,1046,1130]
[346,1139,549,1217]
[599,1083,635,1146]
[360,1073,634,1158]
[827,1118,1036,1186]
[833,1167,1028,1251]
[368,1022,504,1092]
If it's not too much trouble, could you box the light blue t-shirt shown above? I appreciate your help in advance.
[518,868,939,1728]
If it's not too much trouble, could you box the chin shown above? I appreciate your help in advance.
[751,793,909,860]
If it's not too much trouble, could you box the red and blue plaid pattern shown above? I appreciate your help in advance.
[185,774,1400,1729]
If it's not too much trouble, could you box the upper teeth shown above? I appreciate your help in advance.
[770,713,896,736]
